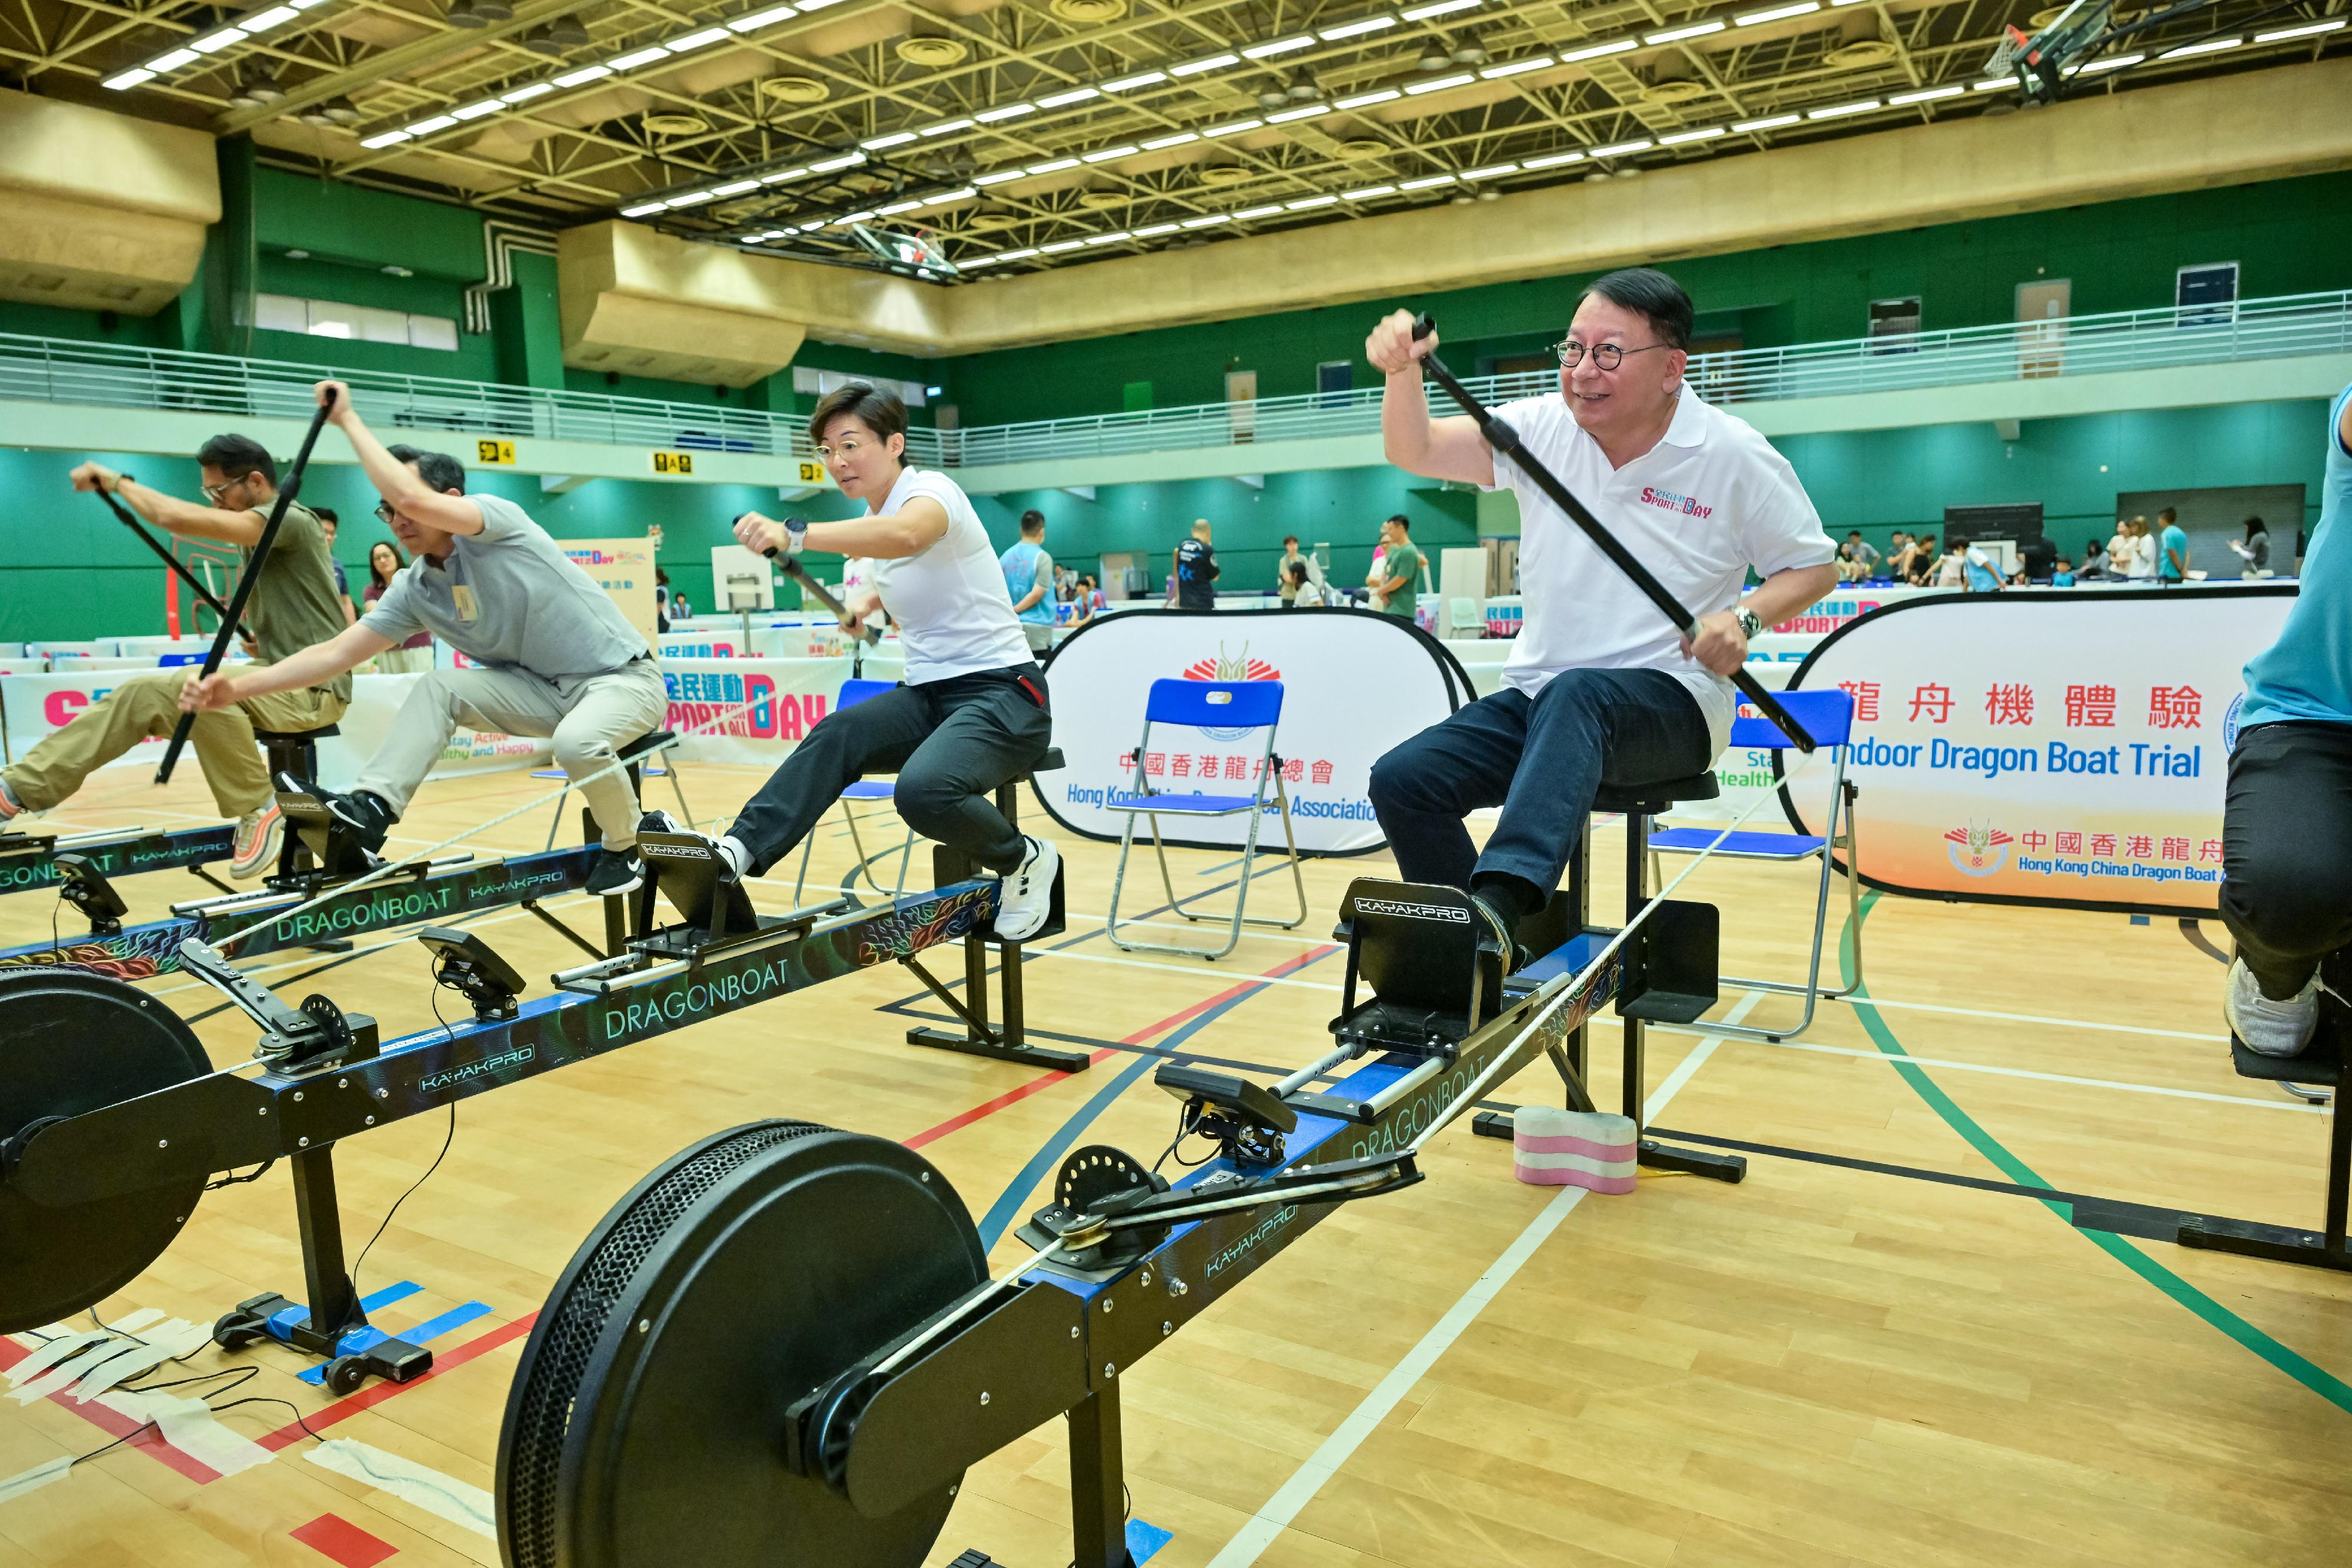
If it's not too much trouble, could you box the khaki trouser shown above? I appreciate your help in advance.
[355,661,667,850]
[2,670,347,818]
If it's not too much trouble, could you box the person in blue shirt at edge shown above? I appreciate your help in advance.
[1959,537,2004,593]
[999,508,1058,657]
[2158,506,2191,584]
[2223,382,2352,1057]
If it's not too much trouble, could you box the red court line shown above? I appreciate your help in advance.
[901,943,1335,1151]
[292,1512,399,1568]
[256,1309,539,1451]
[0,1333,225,1484]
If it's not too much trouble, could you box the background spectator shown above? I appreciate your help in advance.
[1172,518,1218,609]
[2231,514,2273,576]
[318,507,356,625]
[2158,506,2190,584]
[365,540,433,673]
[1371,514,1422,618]
[2053,555,2076,586]
[1843,530,1880,579]
[1277,534,1307,607]
[1907,533,1940,586]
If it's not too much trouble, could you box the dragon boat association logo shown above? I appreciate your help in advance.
[1179,643,1281,741]
[2223,691,2246,753]
[1943,821,2012,878]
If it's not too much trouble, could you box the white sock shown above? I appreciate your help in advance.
[717,835,753,879]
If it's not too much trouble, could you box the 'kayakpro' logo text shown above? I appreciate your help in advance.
[419,1045,534,1094]
[1204,1204,1299,1281]
[1355,899,1469,923]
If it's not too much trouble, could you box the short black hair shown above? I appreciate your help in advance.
[1387,512,1409,531]
[2158,506,2178,524]
[1020,509,1045,536]
[196,433,276,486]
[387,443,466,494]
[1577,267,1695,351]
[1283,534,1299,546]
[808,382,908,448]
[315,507,339,526]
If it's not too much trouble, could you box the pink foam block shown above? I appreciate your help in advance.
[1513,1106,1639,1193]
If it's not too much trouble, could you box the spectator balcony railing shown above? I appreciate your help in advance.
[2,289,2344,474]
[935,289,2352,467]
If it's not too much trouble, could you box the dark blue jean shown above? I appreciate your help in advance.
[1368,667,1710,898]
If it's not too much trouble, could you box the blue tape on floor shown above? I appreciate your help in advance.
[296,1299,495,1383]
[266,1280,420,1341]
[1128,1519,1174,1563]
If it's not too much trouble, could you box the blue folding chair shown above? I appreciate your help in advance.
[1644,687,1863,1042]
[1106,679,1307,960]
[792,678,916,906]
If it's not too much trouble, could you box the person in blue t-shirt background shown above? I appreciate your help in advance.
[2158,506,2191,584]
[1958,537,2004,593]
[998,508,1058,655]
[2223,382,2352,1058]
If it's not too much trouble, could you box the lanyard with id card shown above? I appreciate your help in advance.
[453,583,480,622]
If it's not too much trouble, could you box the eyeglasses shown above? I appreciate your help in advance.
[1553,340,1674,371]
[373,502,396,523]
[201,480,233,503]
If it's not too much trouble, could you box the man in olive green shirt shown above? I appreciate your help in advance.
[0,434,350,878]
[1374,513,1424,621]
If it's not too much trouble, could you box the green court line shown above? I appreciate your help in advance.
[1839,891,2352,1414]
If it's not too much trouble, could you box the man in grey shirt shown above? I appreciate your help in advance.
[181,380,667,897]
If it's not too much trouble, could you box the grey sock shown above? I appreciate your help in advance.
[717,835,753,879]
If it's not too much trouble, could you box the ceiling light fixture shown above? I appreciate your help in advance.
[452,98,503,120]
[362,130,413,148]
[189,27,248,52]
[405,113,459,133]
[922,118,976,135]
[1479,56,1553,78]
[1644,21,1725,43]
[1267,103,1330,121]
[1321,17,1398,39]
[1658,126,1724,144]
[713,178,761,195]
[1181,213,1231,227]
[1337,88,1401,107]
[973,169,1027,185]
[668,26,729,51]
[2160,36,2241,57]
[1243,35,1315,58]
[622,201,666,216]
[1733,112,1802,128]
[1405,72,1475,93]
[1041,239,1086,253]
[1343,183,1398,198]
[1037,86,1100,107]
[1589,137,1652,155]
[553,63,612,86]
[862,130,918,148]
[1736,1,1819,23]
[1205,118,1264,135]
[977,102,1037,122]
[1460,162,1518,178]
[1887,83,1964,102]
[1807,98,1880,118]
[1404,0,1482,17]
[1172,54,1239,75]
[1102,70,1167,91]
[146,48,201,71]
[1521,150,1584,168]
[1027,156,1081,173]
[1081,143,1141,161]
[1142,131,1200,148]
[2257,18,2344,39]
[1233,203,1286,218]
[1399,172,1456,188]
[103,68,157,90]
[810,151,867,171]
[609,46,670,70]
[1558,39,1638,62]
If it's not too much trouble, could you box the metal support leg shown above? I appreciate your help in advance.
[904,778,1087,1073]
[1620,811,1744,1183]
[288,1146,360,1354]
[1067,1382,1134,1568]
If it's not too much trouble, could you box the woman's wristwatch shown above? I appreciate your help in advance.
[1733,606,1765,641]
[783,516,808,555]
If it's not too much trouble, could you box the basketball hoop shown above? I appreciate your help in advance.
[848,222,961,281]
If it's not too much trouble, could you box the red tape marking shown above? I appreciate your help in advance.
[0,1333,224,1484]
[291,1512,400,1568]
[256,1310,539,1452]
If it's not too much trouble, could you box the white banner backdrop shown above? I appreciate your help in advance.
[1786,584,2297,915]
[1035,607,1472,854]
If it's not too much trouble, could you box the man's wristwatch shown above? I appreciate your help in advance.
[783,516,808,556]
[1733,606,1765,641]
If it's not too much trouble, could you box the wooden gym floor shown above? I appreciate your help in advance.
[1,756,2346,1568]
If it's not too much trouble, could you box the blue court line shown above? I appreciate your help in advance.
[974,947,1339,1249]
[295,1299,496,1383]
[1129,1518,1174,1563]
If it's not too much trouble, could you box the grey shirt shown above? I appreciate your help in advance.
[360,493,647,679]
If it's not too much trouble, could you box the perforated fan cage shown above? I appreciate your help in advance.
[496,1119,989,1568]
[501,1121,828,1567]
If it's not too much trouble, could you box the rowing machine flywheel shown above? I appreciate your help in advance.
[497,1121,987,1568]
[0,969,210,1332]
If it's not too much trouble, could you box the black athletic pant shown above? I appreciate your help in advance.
[2221,720,2352,998]
[727,664,1051,877]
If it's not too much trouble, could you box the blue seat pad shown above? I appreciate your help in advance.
[1648,828,1825,858]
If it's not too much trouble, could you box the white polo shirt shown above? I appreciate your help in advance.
[869,467,1033,684]
[1484,389,1833,758]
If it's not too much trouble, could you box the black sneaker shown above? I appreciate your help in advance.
[587,847,646,898]
[1470,891,1533,975]
[277,773,395,855]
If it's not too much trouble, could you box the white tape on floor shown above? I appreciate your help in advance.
[308,1438,497,1539]
[68,1320,211,1402]
[0,1456,71,1506]
[95,1390,275,1477]
[1200,990,1762,1568]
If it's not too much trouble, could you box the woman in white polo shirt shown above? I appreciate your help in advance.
[704,383,1058,941]
[1362,269,1839,948]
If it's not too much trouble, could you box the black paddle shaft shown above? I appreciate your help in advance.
[95,487,250,638]
[155,389,340,784]
[740,518,881,646]
[1407,315,1817,753]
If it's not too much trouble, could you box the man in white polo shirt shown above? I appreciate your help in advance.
[1364,269,1838,945]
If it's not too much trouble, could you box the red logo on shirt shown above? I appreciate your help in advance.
[1640,486,1712,519]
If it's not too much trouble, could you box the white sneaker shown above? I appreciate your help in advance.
[994,834,1059,942]
[2224,956,2320,1058]
[230,804,284,880]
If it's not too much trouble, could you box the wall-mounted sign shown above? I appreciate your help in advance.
[476,439,517,465]
[653,451,695,476]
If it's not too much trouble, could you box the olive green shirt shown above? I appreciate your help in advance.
[1377,540,1423,619]
[245,499,353,701]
